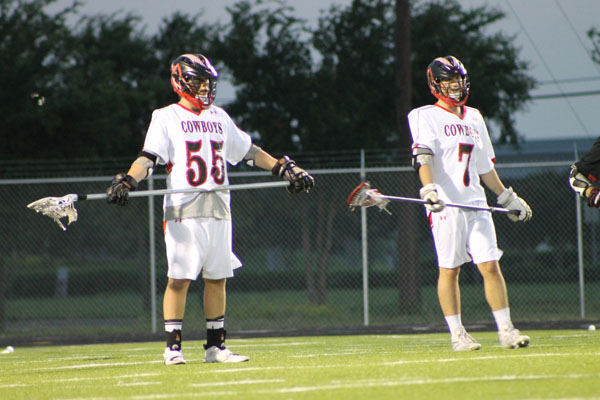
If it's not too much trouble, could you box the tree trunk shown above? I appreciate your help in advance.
[303,198,336,305]
[316,200,336,305]
[395,0,420,310]
[302,214,317,304]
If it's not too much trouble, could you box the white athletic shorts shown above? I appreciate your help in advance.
[427,201,503,269]
[163,217,242,280]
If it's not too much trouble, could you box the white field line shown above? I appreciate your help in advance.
[223,341,323,348]
[0,373,165,388]
[43,373,162,384]
[20,350,600,374]
[188,379,285,387]
[383,352,600,365]
[129,392,239,399]
[51,373,600,400]
[35,360,164,370]
[254,373,600,394]
[0,383,29,388]
[116,381,162,387]
[291,351,369,358]
[204,351,600,374]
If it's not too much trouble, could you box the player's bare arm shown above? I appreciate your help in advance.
[479,168,505,196]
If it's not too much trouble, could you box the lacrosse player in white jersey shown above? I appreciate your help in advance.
[106,53,314,364]
[407,56,532,351]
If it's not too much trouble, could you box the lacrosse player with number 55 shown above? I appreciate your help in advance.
[106,53,314,365]
[407,56,531,351]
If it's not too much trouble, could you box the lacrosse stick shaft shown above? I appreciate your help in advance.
[378,195,513,214]
[75,181,290,201]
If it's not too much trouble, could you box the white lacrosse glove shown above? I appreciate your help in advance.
[497,187,532,222]
[419,183,445,212]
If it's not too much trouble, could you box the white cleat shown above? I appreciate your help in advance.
[451,326,482,351]
[163,348,186,365]
[204,346,250,363]
[499,322,530,349]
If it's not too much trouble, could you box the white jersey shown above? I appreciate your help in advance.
[142,103,252,220]
[408,104,496,204]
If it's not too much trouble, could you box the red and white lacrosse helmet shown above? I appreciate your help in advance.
[170,54,218,110]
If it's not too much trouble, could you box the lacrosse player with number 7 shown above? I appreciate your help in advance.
[407,56,531,351]
[106,53,314,365]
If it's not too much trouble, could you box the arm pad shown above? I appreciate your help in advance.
[243,144,262,167]
[133,151,159,178]
[412,145,434,171]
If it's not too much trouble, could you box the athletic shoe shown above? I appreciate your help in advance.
[204,346,249,363]
[498,322,530,349]
[451,327,482,351]
[163,348,186,365]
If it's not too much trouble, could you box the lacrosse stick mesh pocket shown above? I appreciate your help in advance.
[347,182,391,214]
[27,195,79,231]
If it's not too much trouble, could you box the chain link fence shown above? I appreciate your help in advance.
[1,149,599,343]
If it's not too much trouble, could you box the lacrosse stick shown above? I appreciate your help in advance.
[347,181,515,214]
[27,181,290,231]
[347,181,392,214]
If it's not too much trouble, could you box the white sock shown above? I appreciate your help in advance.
[206,316,225,330]
[165,319,182,332]
[492,308,511,330]
[445,314,462,334]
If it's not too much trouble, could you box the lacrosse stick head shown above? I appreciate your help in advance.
[27,195,79,231]
[346,182,391,215]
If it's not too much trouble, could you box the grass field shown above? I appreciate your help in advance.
[1,330,599,399]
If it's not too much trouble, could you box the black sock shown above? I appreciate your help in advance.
[165,319,183,351]
[206,328,226,349]
[205,315,226,349]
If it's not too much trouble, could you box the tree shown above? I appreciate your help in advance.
[210,0,314,152]
[0,0,214,161]
[410,0,535,145]
[588,26,600,65]
[0,0,74,158]
[47,12,159,158]
[209,0,536,306]
[211,1,336,304]
[394,0,420,310]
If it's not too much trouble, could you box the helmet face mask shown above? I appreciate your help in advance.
[427,56,470,107]
[170,54,218,110]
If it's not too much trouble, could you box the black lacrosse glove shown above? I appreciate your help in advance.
[107,173,138,206]
[588,187,600,208]
[272,156,315,194]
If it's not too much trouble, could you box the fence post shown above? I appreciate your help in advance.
[360,149,369,326]
[574,143,585,319]
[148,175,157,333]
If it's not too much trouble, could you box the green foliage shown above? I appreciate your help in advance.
[310,0,397,150]
[0,0,74,157]
[210,0,314,151]
[0,0,214,160]
[1,0,539,160]
[588,26,600,65]
[411,0,535,145]
[213,0,536,151]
